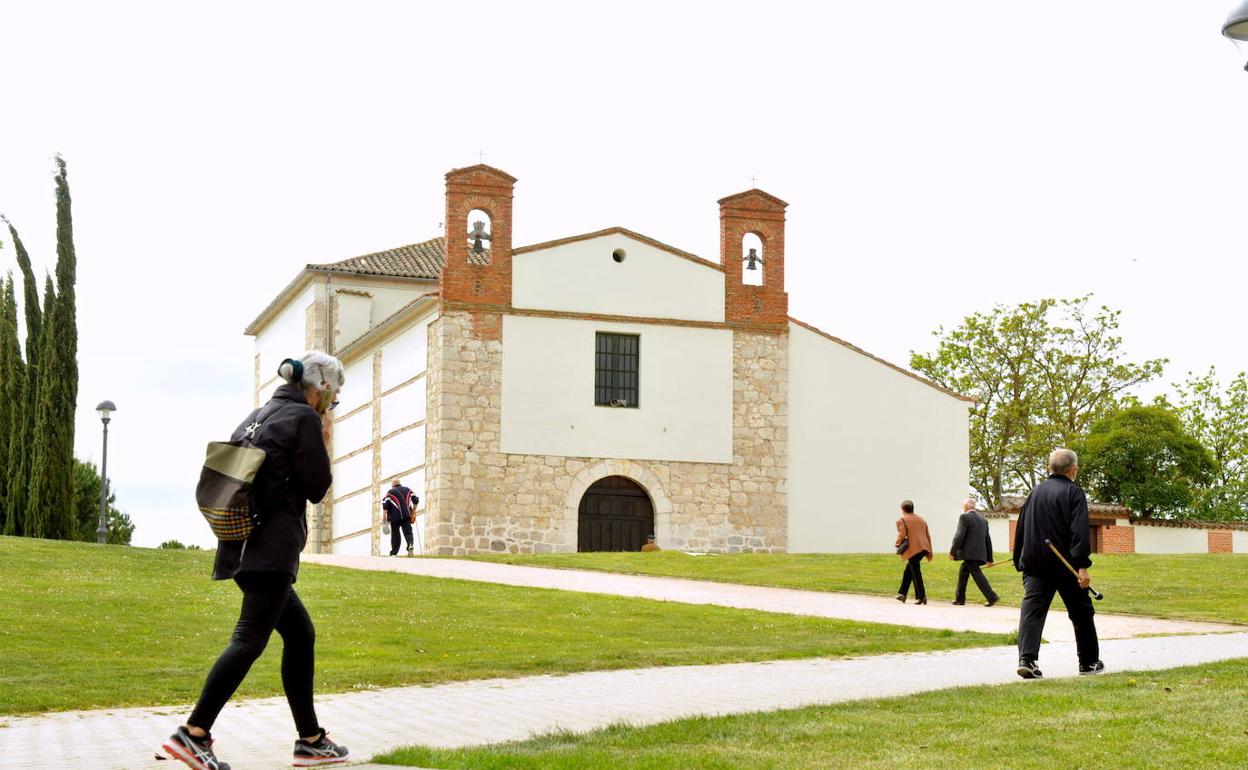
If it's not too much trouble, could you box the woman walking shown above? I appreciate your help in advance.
[894,499,933,605]
[164,352,349,770]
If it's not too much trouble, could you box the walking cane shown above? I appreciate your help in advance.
[1045,539,1104,600]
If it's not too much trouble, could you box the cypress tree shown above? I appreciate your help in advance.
[1,277,26,537]
[0,273,11,531]
[2,217,42,533]
[28,157,78,540]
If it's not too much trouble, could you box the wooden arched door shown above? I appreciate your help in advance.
[577,475,654,552]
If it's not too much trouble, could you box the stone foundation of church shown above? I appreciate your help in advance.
[424,310,789,555]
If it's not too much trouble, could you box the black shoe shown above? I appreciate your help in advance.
[293,730,349,766]
[894,593,906,603]
[1078,660,1106,676]
[406,547,414,556]
[951,600,965,606]
[915,598,928,605]
[162,726,231,770]
[985,596,1000,607]
[1017,660,1043,679]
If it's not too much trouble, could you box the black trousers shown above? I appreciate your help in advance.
[389,519,414,554]
[897,552,928,600]
[188,571,319,737]
[955,561,999,603]
[1018,568,1099,666]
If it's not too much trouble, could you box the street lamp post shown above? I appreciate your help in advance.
[96,400,116,544]
[1223,0,1248,68]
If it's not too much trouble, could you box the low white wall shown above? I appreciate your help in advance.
[787,322,971,553]
[987,518,1011,560]
[1234,531,1248,554]
[1133,525,1209,554]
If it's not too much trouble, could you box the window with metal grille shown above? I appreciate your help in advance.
[595,332,640,408]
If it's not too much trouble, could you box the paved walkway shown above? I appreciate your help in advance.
[4,633,1248,769]
[302,554,1239,641]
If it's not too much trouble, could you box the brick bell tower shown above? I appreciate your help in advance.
[719,189,789,327]
[441,164,517,306]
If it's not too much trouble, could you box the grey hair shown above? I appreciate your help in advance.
[1049,448,1078,475]
[279,351,346,393]
[962,498,977,511]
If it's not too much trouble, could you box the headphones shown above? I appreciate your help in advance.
[278,358,304,384]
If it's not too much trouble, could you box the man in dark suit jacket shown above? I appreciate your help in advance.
[1012,448,1103,679]
[948,499,999,606]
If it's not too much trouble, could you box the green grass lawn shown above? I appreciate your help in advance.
[0,537,1006,716]
[463,551,1248,624]
[377,658,1248,769]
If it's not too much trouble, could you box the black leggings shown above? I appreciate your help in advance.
[188,572,319,737]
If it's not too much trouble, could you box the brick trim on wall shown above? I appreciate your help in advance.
[1209,529,1233,554]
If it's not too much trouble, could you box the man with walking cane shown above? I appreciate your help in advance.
[949,498,1000,606]
[1012,448,1104,679]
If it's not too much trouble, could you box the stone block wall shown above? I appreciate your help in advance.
[424,309,789,555]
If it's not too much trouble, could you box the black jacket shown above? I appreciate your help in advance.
[213,384,332,581]
[382,485,418,523]
[1012,474,1092,573]
[950,510,993,563]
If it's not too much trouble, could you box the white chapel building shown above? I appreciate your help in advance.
[245,165,971,556]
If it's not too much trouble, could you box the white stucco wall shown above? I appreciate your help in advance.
[333,406,372,457]
[501,315,733,463]
[255,285,315,380]
[328,311,433,556]
[787,322,971,553]
[334,292,373,351]
[332,493,372,540]
[1234,531,1248,553]
[1133,526,1209,554]
[988,518,1010,559]
[334,531,373,555]
[512,233,725,322]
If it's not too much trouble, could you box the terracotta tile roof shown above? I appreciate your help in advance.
[994,495,1132,518]
[1130,517,1248,531]
[306,237,488,279]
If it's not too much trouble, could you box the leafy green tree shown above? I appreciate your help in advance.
[910,296,1165,509]
[1173,368,1248,520]
[72,459,134,545]
[28,156,79,540]
[159,539,202,551]
[1,216,42,533]
[1078,405,1215,517]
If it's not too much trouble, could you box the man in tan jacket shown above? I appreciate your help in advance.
[894,500,933,605]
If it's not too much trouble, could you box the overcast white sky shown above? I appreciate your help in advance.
[1,1,1246,547]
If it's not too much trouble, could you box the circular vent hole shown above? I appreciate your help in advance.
[612,249,626,263]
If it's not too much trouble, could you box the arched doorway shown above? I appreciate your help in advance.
[578,476,654,552]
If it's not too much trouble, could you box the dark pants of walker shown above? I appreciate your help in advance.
[897,552,928,600]
[955,560,999,603]
[389,519,414,555]
[1018,568,1099,666]
[188,572,319,738]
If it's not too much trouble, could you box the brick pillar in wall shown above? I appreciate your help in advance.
[1100,524,1135,554]
[1008,518,1017,550]
[720,189,789,328]
[1209,529,1233,553]
[441,164,517,307]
